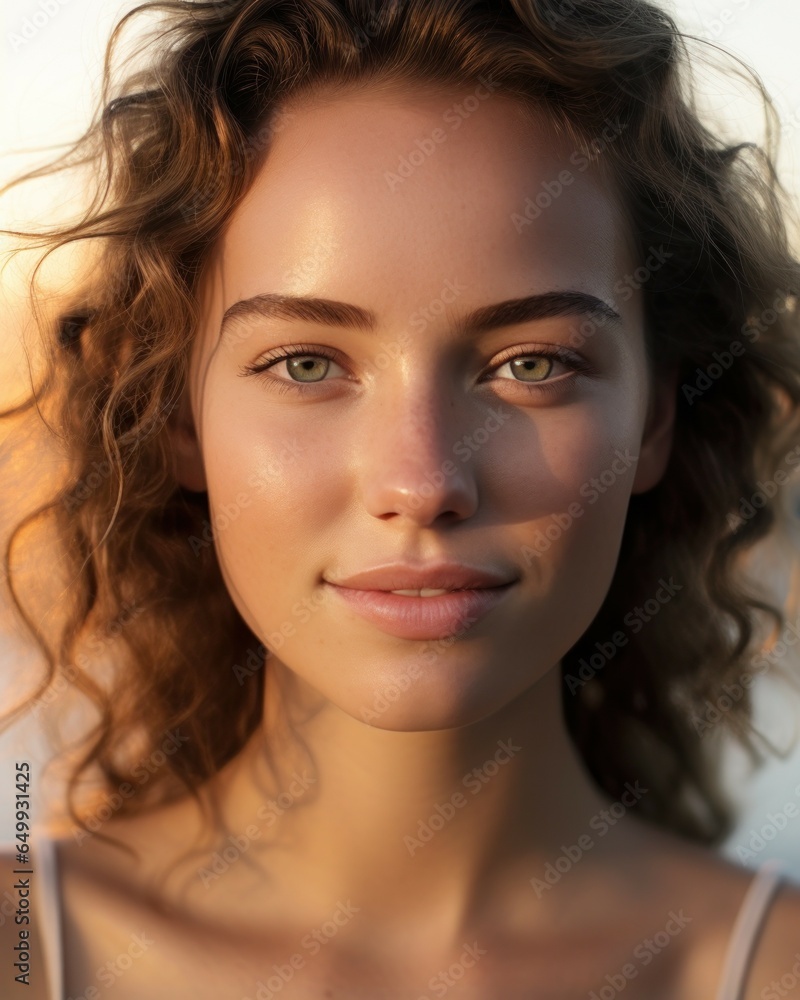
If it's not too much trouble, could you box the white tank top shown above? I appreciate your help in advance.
[30,826,788,1000]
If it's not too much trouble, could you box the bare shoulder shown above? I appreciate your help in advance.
[667,843,800,1000]
[671,844,800,1000]
[618,819,800,999]
[743,875,800,1000]
[54,791,218,911]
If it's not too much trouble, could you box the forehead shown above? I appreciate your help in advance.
[212,82,636,329]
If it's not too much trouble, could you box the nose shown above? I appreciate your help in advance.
[359,386,480,527]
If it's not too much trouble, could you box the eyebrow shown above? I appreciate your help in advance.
[220,289,622,339]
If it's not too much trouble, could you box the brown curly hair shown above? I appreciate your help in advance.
[2,0,800,846]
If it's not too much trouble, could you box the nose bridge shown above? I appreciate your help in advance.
[360,379,479,525]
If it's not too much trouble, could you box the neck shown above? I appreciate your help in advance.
[194,660,651,953]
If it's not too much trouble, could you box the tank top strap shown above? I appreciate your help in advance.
[714,857,786,1000]
[31,825,65,1000]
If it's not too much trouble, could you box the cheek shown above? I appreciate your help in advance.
[495,398,641,632]
[202,378,340,520]
[487,394,642,525]
[199,383,346,626]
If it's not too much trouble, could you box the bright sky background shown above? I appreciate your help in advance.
[2,0,800,872]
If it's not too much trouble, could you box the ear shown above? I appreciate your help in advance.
[631,364,678,495]
[167,385,207,492]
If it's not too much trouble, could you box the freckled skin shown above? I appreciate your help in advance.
[177,87,672,731]
[158,82,689,975]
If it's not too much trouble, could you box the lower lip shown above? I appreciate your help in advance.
[324,583,516,640]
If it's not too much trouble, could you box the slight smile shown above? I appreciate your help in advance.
[324,582,517,640]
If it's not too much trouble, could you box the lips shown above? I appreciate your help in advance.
[327,562,516,592]
[389,588,451,597]
[323,561,518,640]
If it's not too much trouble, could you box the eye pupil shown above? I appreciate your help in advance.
[288,356,329,382]
[511,357,552,382]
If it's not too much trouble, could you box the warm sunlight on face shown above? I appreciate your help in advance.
[178,83,674,732]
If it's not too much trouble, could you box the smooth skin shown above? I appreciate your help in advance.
[8,81,800,1000]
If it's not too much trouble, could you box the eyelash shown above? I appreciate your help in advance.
[237,342,595,398]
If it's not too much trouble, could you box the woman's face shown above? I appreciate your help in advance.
[175,83,675,731]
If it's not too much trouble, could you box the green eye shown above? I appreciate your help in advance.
[239,345,345,392]
[507,356,554,382]
[285,356,331,382]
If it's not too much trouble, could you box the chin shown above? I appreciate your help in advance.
[323,651,541,733]
[352,705,504,733]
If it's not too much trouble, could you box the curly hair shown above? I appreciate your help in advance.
[2,0,800,847]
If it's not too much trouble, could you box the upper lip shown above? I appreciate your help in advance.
[326,562,518,591]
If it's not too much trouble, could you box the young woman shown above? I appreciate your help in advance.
[2,1,800,997]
